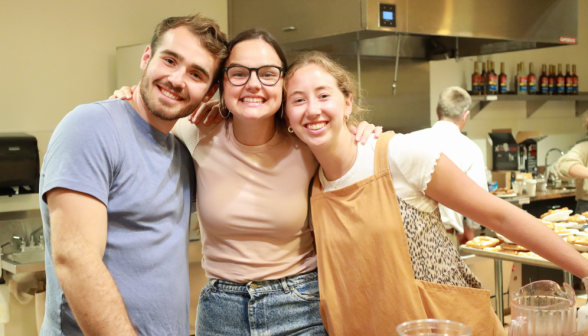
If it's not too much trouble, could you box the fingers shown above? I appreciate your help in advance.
[355,121,375,144]
[373,126,383,139]
[109,86,134,100]
[190,99,219,125]
[203,105,221,125]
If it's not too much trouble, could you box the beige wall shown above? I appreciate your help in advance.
[429,1,587,169]
[0,0,227,168]
[0,2,226,335]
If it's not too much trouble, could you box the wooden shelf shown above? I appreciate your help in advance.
[469,92,588,119]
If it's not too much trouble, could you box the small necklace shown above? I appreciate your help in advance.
[325,148,358,190]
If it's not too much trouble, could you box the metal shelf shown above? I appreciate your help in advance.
[469,93,588,119]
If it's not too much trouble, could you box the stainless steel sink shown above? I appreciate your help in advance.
[2,250,45,273]
[5,250,45,264]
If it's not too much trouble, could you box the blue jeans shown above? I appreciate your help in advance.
[195,270,326,336]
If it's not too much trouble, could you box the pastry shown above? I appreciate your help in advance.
[499,243,529,252]
[465,236,500,249]
[497,248,519,255]
[567,235,588,246]
[554,226,571,234]
[518,252,543,259]
[582,212,588,218]
[491,188,515,196]
[541,207,569,219]
[483,246,501,252]
[568,214,587,224]
[541,220,555,230]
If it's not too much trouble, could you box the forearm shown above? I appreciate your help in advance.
[55,255,137,336]
[570,163,588,179]
[474,200,588,278]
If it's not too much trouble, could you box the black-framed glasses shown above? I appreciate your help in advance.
[225,65,284,86]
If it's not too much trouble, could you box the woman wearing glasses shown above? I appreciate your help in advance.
[114,29,379,335]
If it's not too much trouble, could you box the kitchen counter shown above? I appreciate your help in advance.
[499,187,576,206]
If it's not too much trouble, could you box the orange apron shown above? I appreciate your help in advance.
[310,133,504,336]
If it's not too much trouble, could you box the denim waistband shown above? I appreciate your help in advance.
[208,269,318,294]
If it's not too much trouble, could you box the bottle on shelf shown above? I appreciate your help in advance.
[539,64,549,95]
[517,62,528,95]
[572,64,579,95]
[527,62,537,95]
[548,65,556,95]
[556,63,565,95]
[471,62,482,95]
[481,62,487,95]
[565,64,573,95]
[487,61,498,94]
[485,60,492,94]
[498,62,508,94]
[514,63,520,94]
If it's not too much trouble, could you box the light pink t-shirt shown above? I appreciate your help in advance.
[174,118,318,282]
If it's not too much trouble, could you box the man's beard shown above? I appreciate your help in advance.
[139,74,202,121]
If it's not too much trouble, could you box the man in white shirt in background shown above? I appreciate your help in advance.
[418,86,488,246]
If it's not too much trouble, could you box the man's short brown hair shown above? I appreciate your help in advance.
[150,14,229,82]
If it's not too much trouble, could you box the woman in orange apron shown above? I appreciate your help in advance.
[283,51,588,335]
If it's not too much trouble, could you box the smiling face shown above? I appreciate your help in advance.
[139,26,219,121]
[285,64,353,148]
[222,39,284,121]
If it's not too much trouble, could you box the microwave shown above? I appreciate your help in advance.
[0,133,40,196]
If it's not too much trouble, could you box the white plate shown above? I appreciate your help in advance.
[542,210,573,222]
[555,222,585,230]
[570,244,588,252]
[495,193,517,198]
[496,233,514,244]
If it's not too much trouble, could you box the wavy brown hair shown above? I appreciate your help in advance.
[284,51,369,128]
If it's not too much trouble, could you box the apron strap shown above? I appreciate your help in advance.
[374,133,396,175]
[311,169,322,197]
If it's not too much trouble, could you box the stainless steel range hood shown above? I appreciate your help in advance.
[228,0,578,133]
[229,0,578,60]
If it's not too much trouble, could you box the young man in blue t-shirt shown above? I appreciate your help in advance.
[39,15,227,336]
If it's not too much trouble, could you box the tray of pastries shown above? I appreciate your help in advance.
[491,188,516,198]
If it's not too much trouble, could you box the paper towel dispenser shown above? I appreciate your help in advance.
[0,133,40,196]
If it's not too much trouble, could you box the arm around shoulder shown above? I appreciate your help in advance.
[47,188,137,336]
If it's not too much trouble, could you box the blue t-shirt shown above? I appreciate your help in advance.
[39,100,195,336]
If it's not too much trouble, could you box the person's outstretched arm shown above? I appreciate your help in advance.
[426,154,588,278]
[48,188,137,336]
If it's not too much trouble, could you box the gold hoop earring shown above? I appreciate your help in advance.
[287,126,294,133]
[344,114,350,121]
[219,98,230,119]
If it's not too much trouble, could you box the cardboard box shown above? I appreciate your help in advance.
[491,170,517,189]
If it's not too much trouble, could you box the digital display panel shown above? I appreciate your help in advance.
[379,3,396,27]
